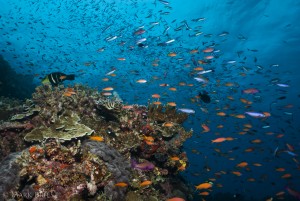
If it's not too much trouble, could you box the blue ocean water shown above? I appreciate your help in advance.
[1,0,300,200]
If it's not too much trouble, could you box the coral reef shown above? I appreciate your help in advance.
[0,84,194,200]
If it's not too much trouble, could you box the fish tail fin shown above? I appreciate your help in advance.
[66,74,75,80]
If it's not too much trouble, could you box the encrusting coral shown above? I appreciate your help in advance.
[0,84,194,201]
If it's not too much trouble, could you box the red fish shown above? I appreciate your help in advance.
[201,124,210,133]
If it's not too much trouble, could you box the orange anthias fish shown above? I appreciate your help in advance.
[140,180,152,187]
[235,114,246,119]
[167,102,177,107]
[103,87,114,91]
[281,173,292,179]
[205,55,214,60]
[226,137,235,141]
[286,143,294,152]
[89,136,104,142]
[102,92,112,96]
[199,191,210,196]
[203,47,214,53]
[216,112,226,116]
[232,171,242,176]
[29,146,37,154]
[168,52,177,57]
[163,122,174,127]
[195,182,213,190]
[190,49,198,54]
[194,67,204,71]
[115,182,128,187]
[123,105,134,109]
[153,101,162,105]
[217,124,224,128]
[167,197,186,201]
[251,139,262,144]
[64,88,76,97]
[144,136,154,142]
[239,98,252,105]
[236,162,248,168]
[136,79,147,83]
[242,88,259,94]
[275,168,285,172]
[201,124,210,133]
[211,137,227,143]
[117,57,126,61]
[152,94,161,98]
[170,156,180,161]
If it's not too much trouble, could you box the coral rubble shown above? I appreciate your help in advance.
[0,84,194,200]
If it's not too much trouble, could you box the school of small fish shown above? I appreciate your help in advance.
[1,0,299,200]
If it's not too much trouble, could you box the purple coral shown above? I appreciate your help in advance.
[131,159,155,171]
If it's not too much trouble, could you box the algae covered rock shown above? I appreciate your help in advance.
[24,111,93,142]
[125,191,143,201]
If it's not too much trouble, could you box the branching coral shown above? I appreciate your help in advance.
[96,98,119,110]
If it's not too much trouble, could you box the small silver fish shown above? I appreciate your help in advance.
[106,36,118,41]
[178,108,195,114]
[165,39,175,44]
[136,38,147,44]
[273,146,279,157]
[106,69,116,76]
[245,111,265,118]
[277,83,290,87]
[197,69,214,75]
[285,150,297,157]
[194,77,207,83]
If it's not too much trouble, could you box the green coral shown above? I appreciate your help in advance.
[10,107,40,121]
[24,111,93,142]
